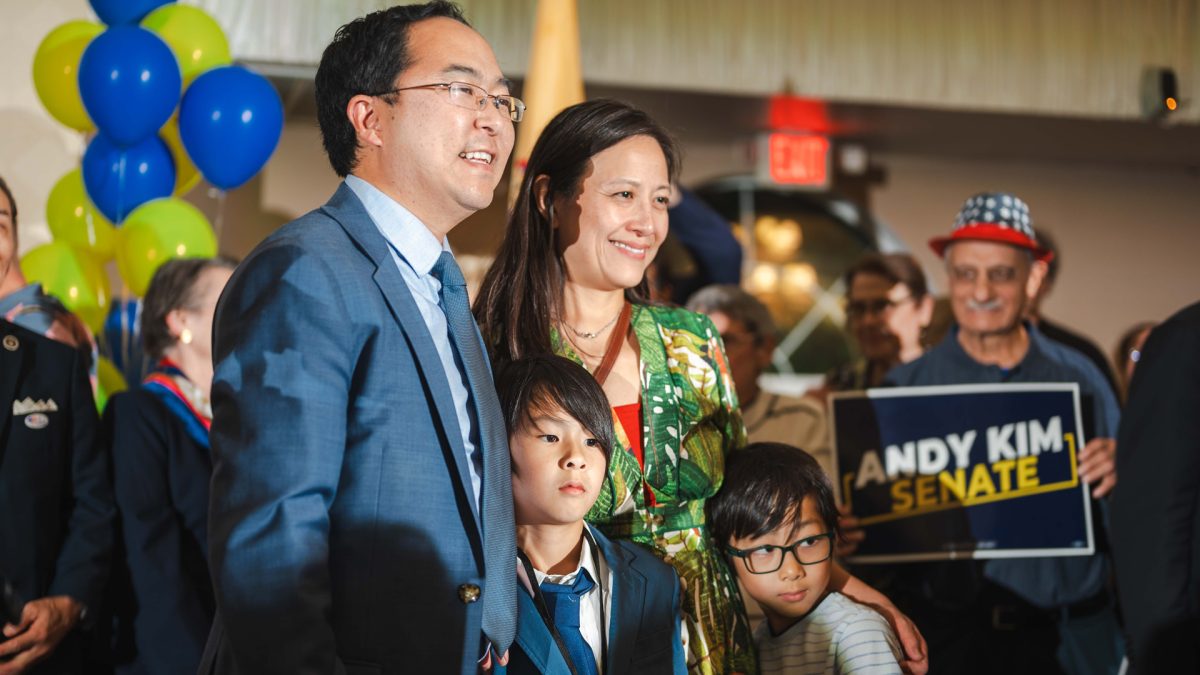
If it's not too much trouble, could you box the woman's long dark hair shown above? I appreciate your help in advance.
[473,99,679,364]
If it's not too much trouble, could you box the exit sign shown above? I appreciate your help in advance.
[757,133,831,190]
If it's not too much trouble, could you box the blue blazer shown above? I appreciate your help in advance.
[199,184,511,675]
[500,527,687,675]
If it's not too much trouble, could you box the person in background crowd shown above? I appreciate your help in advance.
[1025,228,1120,396]
[884,192,1122,674]
[474,99,926,675]
[685,284,831,476]
[201,3,520,673]
[1111,302,1200,674]
[0,320,114,675]
[823,253,934,393]
[0,176,91,350]
[103,258,235,674]
[1111,321,1156,403]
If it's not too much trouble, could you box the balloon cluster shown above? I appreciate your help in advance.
[25,0,283,394]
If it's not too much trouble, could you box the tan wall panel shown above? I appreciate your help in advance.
[201,0,1200,122]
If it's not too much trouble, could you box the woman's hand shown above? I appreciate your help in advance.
[830,564,929,674]
[875,601,929,675]
[836,503,865,558]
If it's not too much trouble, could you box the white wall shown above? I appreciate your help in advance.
[0,0,93,254]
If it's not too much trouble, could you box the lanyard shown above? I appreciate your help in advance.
[516,530,608,675]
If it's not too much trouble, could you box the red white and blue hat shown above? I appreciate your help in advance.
[929,192,1054,263]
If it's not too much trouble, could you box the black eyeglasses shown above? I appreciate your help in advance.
[846,296,913,319]
[726,533,834,574]
[373,81,525,122]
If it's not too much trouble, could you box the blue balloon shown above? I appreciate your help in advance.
[90,0,174,26]
[100,298,146,383]
[179,66,283,190]
[82,133,176,223]
[79,26,181,147]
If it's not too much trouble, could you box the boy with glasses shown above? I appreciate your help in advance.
[709,443,901,674]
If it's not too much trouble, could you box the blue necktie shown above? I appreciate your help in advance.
[431,251,517,653]
[540,569,600,675]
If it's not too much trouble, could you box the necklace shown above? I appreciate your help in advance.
[563,306,622,339]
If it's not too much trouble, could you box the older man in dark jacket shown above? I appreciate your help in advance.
[0,320,114,674]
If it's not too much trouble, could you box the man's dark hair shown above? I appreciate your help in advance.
[495,355,615,467]
[709,442,840,547]
[844,252,929,300]
[474,99,680,363]
[0,175,17,249]
[315,2,469,177]
[142,257,238,360]
[1037,228,1060,283]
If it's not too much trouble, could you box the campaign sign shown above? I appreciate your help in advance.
[830,383,1094,563]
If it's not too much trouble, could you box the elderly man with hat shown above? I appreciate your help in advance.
[877,193,1123,674]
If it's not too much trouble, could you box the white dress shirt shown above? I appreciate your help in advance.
[517,526,612,670]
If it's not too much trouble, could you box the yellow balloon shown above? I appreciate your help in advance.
[32,20,103,132]
[46,169,117,260]
[142,5,231,88]
[117,198,217,296]
[19,242,111,335]
[160,115,202,196]
[95,355,128,412]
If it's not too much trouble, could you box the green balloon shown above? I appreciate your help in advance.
[33,20,104,131]
[141,5,231,87]
[19,241,111,334]
[95,355,128,413]
[117,198,217,296]
[46,168,116,260]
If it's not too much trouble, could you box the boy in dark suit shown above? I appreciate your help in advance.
[495,355,686,675]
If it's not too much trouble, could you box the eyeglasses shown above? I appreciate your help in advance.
[948,265,1019,285]
[846,296,913,319]
[726,533,834,574]
[374,81,526,122]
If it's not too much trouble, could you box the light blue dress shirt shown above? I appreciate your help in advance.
[344,175,483,505]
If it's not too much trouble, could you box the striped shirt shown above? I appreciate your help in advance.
[755,591,902,675]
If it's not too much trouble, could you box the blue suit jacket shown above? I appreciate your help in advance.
[500,527,686,675]
[200,184,510,675]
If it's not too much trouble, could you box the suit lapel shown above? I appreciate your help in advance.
[321,184,483,535]
[592,528,647,675]
[515,590,571,674]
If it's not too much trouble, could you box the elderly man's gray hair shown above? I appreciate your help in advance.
[685,284,777,343]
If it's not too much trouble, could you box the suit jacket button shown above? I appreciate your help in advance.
[458,584,481,604]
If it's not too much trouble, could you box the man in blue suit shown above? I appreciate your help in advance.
[201,3,522,673]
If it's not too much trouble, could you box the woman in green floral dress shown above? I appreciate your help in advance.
[475,99,756,673]
[476,100,927,675]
